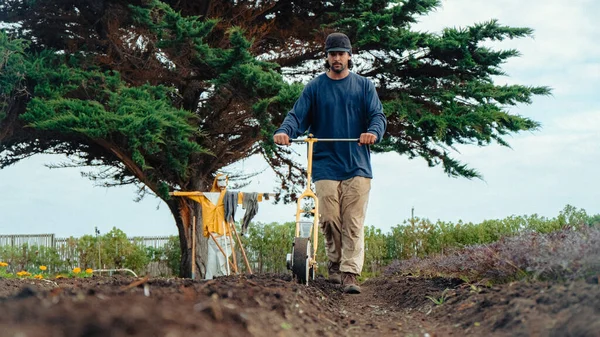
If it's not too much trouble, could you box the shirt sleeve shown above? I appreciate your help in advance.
[365,79,387,143]
[274,86,312,138]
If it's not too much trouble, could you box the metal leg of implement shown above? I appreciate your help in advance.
[286,135,358,285]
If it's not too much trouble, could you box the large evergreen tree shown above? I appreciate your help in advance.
[0,0,550,277]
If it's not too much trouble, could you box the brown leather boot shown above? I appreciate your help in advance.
[327,261,342,284]
[342,272,361,294]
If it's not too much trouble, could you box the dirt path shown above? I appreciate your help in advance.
[337,280,452,336]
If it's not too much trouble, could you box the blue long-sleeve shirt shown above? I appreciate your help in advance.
[275,72,387,182]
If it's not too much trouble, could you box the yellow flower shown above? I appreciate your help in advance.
[55,274,65,279]
[34,274,43,279]
[17,271,31,277]
[72,267,81,274]
[0,262,8,267]
[39,265,47,271]
[85,268,93,274]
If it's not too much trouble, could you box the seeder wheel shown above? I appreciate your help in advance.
[292,237,314,285]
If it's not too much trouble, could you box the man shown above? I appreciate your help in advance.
[273,32,387,294]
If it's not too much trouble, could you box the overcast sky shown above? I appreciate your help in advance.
[1,0,598,238]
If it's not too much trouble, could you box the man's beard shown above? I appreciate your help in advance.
[330,62,346,74]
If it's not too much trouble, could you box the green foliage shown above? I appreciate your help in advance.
[556,204,589,229]
[426,288,450,305]
[129,0,219,49]
[0,264,13,278]
[98,228,149,274]
[0,244,65,273]
[19,52,205,185]
[241,221,295,273]
[588,213,600,227]
[239,220,328,275]
[164,236,182,276]
[76,235,99,270]
[144,235,181,276]
[385,208,574,262]
[363,226,391,277]
[254,82,305,157]
[0,32,29,114]
[126,239,151,274]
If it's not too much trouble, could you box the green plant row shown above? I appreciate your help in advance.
[1,205,597,279]
[240,205,598,279]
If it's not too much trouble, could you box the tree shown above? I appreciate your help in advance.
[0,0,550,277]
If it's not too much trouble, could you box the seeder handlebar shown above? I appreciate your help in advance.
[290,137,359,143]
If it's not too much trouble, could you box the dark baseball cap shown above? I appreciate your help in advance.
[325,33,352,55]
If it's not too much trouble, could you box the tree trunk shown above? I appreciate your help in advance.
[167,197,209,279]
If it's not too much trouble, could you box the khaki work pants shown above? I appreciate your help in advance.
[315,176,371,275]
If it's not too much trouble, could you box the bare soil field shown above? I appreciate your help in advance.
[0,272,598,337]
